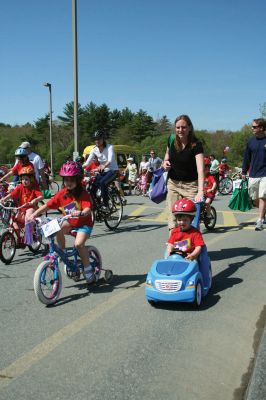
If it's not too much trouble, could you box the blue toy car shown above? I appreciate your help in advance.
[145,246,212,307]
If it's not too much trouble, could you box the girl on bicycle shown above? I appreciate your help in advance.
[0,166,43,230]
[30,161,95,283]
[139,167,148,196]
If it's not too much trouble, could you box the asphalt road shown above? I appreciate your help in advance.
[0,194,265,400]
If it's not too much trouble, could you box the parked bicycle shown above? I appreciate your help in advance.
[0,203,43,264]
[33,215,113,305]
[84,173,123,230]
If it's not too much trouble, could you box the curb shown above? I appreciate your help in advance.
[245,324,266,399]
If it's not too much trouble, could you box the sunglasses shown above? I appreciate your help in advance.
[252,125,261,129]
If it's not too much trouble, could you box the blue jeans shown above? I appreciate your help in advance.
[92,170,117,206]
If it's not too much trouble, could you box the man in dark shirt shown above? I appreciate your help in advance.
[242,118,266,231]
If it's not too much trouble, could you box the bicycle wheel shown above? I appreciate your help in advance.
[203,206,217,230]
[133,185,141,196]
[33,260,62,305]
[49,181,60,195]
[0,231,16,264]
[104,190,123,230]
[28,224,42,254]
[218,177,233,195]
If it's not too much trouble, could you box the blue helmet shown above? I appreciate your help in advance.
[15,147,28,156]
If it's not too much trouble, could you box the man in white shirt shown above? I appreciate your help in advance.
[20,141,47,188]
[83,131,118,211]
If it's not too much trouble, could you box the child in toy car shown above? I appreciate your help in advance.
[145,198,212,307]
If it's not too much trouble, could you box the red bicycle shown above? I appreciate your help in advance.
[0,203,43,264]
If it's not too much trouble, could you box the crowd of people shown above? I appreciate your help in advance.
[0,115,265,283]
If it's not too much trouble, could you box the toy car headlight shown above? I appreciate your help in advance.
[186,280,195,289]
[146,277,152,286]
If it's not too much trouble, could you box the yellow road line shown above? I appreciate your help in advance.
[222,211,238,226]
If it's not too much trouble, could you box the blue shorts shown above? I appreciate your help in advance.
[71,225,93,235]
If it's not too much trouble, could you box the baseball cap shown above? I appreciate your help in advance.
[20,141,31,149]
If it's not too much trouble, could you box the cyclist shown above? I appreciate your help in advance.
[83,131,118,212]
[167,198,205,260]
[30,161,95,284]
[0,166,43,233]
[219,158,230,179]
[0,148,35,184]
[203,158,217,218]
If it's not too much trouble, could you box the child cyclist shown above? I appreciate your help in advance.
[30,161,95,284]
[0,148,35,183]
[203,157,217,218]
[0,166,43,228]
[167,198,205,260]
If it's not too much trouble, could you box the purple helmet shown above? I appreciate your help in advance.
[59,161,80,177]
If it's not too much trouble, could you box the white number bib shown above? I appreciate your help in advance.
[41,219,61,238]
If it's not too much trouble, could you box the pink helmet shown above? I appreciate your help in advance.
[59,161,80,177]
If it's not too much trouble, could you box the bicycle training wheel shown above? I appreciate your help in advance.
[218,177,233,195]
[104,190,123,230]
[28,224,42,254]
[203,206,217,230]
[33,260,62,305]
[0,231,16,264]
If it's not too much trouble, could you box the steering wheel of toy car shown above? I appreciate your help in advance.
[170,250,188,258]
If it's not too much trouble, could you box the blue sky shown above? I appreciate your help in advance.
[1,0,266,131]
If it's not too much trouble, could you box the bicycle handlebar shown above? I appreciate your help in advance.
[0,202,30,210]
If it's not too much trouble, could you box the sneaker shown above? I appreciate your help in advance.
[255,219,263,231]
[84,265,95,283]
[122,198,127,206]
[101,206,110,214]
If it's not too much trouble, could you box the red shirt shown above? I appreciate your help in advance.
[10,184,42,211]
[204,174,216,192]
[85,162,100,173]
[46,188,93,227]
[168,227,205,254]
[12,161,34,176]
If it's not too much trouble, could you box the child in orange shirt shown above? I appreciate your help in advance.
[0,166,43,231]
[203,158,217,218]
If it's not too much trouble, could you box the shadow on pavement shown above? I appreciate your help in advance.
[51,273,147,307]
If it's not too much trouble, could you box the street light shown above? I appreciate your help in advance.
[43,82,54,177]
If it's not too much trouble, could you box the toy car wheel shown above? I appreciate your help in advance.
[148,300,158,307]
[193,282,202,308]
[104,269,113,283]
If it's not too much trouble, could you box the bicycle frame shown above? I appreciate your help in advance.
[44,233,80,275]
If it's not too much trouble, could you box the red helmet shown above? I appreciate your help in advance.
[59,161,80,177]
[204,157,211,166]
[172,198,196,216]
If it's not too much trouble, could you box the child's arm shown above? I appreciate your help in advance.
[185,246,202,261]
[167,243,174,256]
[30,203,49,220]
[0,193,12,203]
[0,170,13,182]
[70,206,91,217]
[29,195,43,207]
